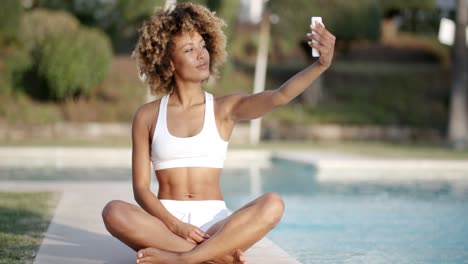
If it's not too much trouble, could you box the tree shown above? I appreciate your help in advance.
[448,0,468,149]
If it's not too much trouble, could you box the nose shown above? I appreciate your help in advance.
[197,47,205,60]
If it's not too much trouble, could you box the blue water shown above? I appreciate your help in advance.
[2,159,468,263]
[221,159,468,264]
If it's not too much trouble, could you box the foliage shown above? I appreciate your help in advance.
[38,27,112,99]
[268,0,382,53]
[258,59,449,130]
[0,8,114,100]
[0,0,23,45]
[379,0,437,11]
[2,47,33,93]
[380,0,440,35]
[1,9,80,96]
[268,0,441,53]
[0,0,23,94]
[32,0,165,43]
[20,8,80,53]
[31,0,239,52]
[1,56,145,125]
[327,1,382,42]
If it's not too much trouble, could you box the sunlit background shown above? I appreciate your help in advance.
[1,1,468,263]
[0,0,467,149]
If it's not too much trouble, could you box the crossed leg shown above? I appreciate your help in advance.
[102,199,195,252]
[134,192,285,264]
[102,199,249,263]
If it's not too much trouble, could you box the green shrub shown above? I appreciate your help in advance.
[20,8,80,53]
[0,0,23,45]
[1,9,81,97]
[2,46,33,93]
[38,27,113,99]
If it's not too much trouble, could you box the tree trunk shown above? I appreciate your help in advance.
[250,11,270,145]
[448,0,468,149]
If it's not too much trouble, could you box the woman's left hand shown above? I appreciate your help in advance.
[307,23,336,69]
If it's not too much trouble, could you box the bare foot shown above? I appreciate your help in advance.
[233,249,247,264]
[136,248,184,264]
[205,249,247,264]
[137,247,246,264]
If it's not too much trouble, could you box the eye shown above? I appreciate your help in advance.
[185,48,193,53]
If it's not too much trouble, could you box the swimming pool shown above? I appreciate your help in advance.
[2,157,468,263]
[221,159,468,264]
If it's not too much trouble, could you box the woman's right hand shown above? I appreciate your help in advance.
[171,221,211,244]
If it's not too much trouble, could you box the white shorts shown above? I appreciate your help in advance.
[160,200,231,232]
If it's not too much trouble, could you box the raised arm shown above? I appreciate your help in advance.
[228,23,335,121]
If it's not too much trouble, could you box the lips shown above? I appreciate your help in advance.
[196,62,209,70]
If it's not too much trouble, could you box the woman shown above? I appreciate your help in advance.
[102,2,335,264]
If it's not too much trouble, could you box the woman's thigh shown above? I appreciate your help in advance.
[204,192,284,237]
[102,200,196,252]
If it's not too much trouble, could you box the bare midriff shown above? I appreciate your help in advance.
[156,167,223,201]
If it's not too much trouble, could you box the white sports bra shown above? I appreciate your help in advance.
[150,91,229,171]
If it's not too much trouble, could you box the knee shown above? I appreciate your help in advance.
[260,192,284,227]
[102,200,126,231]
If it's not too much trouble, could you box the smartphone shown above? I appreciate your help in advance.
[311,17,322,57]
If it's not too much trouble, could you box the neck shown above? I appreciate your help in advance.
[170,83,205,108]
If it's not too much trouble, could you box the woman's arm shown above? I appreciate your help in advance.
[131,104,209,243]
[227,23,335,122]
[131,105,179,228]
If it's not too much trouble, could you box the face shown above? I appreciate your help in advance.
[170,31,210,84]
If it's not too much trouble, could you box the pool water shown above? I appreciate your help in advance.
[2,159,468,263]
[221,159,468,264]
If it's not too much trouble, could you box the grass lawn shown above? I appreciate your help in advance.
[0,192,60,264]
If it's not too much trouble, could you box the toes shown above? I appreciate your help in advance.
[137,247,160,259]
[137,249,146,258]
[235,249,246,263]
[136,256,153,264]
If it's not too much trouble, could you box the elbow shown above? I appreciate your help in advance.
[133,187,148,206]
[133,192,141,205]
[273,90,290,108]
[133,192,142,206]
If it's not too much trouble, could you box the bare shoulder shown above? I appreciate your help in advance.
[132,99,161,131]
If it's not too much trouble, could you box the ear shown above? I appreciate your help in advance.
[169,60,175,72]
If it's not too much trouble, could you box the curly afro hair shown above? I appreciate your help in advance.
[133,2,227,95]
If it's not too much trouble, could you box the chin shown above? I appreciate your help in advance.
[187,72,210,83]
[200,72,210,81]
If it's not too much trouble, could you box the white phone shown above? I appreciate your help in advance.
[311,17,322,57]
